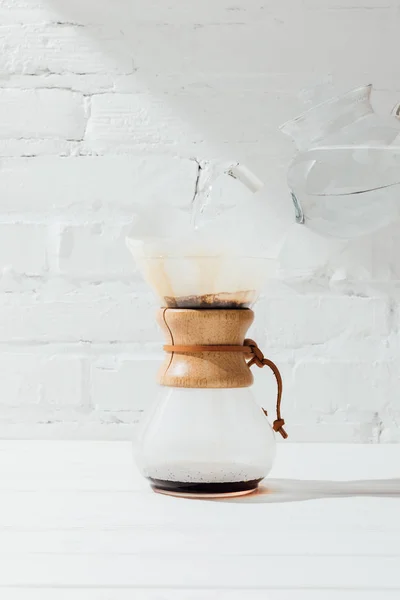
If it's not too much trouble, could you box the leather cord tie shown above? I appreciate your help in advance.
[163,338,288,439]
[243,339,287,439]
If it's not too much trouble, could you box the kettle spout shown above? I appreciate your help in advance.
[225,163,264,193]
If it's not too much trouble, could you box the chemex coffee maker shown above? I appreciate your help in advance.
[127,84,400,499]
[127,163,287,498]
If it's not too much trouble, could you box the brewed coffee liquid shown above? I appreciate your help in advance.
[164,290,256,309]
[149,477,262,495]
[146,462,264,495]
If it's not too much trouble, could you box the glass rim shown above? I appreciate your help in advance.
[280,83,372,131]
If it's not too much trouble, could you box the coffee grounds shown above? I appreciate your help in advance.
[164,290,256,309]
[148,477,262,495]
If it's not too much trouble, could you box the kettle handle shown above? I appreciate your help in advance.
[286,151,321,224]
[391,103,400,119]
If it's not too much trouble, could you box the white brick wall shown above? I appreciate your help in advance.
[0,353,83,407]
[0,89,86,139]
[0,0,398,441]
[0,156,197,213]
[0,224,47,274]
[0,286,159,343]
[0,24,134,75]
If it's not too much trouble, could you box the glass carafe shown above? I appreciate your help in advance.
[134,304,282,498]
[137,383,276,497]
[281,84,400,238]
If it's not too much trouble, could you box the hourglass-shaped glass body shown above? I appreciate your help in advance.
[137,387,276,496]
[133,307,278,498]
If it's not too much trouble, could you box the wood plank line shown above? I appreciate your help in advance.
[0,555,399,588]
[0,490,398,530]
[0,529,399,556]
[1,589,400,600]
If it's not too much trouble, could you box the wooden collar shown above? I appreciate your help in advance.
[164,338,287,439]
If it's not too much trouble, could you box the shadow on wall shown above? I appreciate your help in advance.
[42,0,400,278]
[218,477,400,504]
[42,0,302,154]
[41,0,309,235]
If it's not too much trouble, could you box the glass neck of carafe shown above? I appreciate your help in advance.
[280,84,374,150]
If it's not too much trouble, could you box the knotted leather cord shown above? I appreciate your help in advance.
[163,338,287,439]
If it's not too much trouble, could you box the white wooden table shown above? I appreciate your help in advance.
[0,441,399,599]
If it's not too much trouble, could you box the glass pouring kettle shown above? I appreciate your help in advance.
[281,84,400,238]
